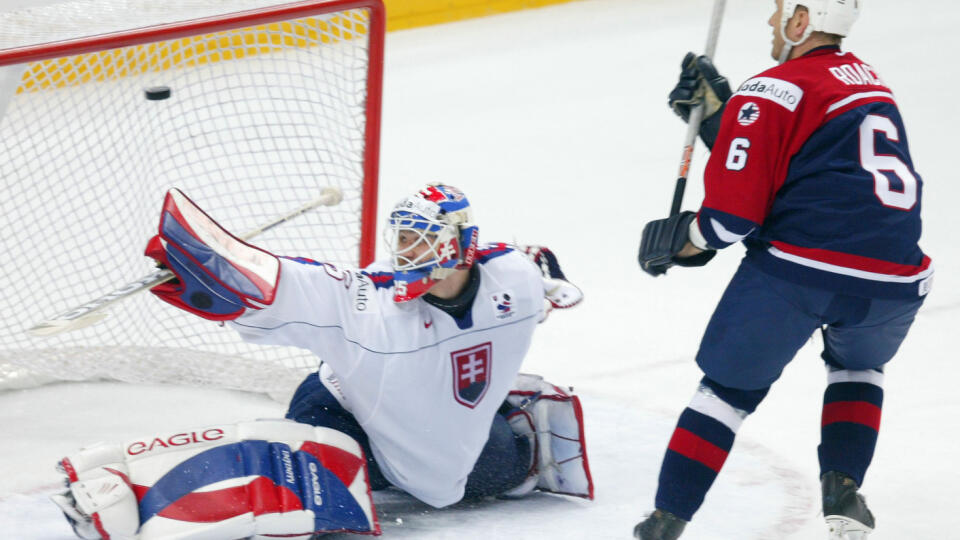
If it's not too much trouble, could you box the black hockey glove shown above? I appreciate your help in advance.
[668,52,732,150]
[638,211,716,277]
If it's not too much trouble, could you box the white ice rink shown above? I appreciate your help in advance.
[1,1,958,538]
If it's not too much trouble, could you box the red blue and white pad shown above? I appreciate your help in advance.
[145,189,279,321]
[57,420,379,539]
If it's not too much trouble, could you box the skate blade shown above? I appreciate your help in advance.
[826,515,872,540]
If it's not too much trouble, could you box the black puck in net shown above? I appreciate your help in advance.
[144,86,172,101]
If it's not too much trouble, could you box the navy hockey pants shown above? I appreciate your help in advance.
[696,261,925,390]
[285,370,531,500]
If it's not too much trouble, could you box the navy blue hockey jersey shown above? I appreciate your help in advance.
[695,46,932,299]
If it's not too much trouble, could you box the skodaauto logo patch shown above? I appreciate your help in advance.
[737,102,760,126]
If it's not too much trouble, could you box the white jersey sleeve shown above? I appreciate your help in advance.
[229,257,387,371]
[230,245,545,507]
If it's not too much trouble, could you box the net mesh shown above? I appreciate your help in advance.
[0,0,379,399]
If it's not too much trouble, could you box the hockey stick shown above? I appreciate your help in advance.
[26,187,343,337]
[669,0,727,216]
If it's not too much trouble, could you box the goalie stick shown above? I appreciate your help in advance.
[26,187,343,337]
[669,0,727,216]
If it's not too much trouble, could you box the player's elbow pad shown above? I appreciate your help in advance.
[144,189,279,321]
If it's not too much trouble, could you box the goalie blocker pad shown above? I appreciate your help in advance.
[144,188,280,321]
[504,373,594,500]
[53,419,380,539]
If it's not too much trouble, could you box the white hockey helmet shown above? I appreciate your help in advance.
[779,0,860,62]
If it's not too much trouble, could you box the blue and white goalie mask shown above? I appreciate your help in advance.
[384,184,479,302]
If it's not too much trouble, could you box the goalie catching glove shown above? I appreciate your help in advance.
[144,189,280,321]
[51,419,379,540]
[668,52,732,150]
[638,211,716,277]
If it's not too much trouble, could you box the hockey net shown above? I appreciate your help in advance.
[0,0,384,399]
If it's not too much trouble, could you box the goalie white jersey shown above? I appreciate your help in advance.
[231,244,544,507]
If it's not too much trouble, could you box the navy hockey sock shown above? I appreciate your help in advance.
[818,369,884,485]
[654,377,768,521]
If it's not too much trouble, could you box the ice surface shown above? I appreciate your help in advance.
[1,0,957,538]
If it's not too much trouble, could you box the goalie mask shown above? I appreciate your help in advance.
[385,184,479,302]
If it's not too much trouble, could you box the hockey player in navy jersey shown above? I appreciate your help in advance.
[636,1,931,539]
[50,184,593,540]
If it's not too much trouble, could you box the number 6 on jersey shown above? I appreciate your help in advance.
[860,113,918,210]
[725,137,751,171]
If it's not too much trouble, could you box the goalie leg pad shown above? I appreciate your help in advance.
[504,373,594,500]
[54,420,380,540]
[145,188,280,321]
[500,408,538,498]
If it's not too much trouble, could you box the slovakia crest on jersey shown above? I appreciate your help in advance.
[737,102,760,126]
[451,343,492,409]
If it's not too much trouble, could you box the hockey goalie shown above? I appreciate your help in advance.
[52,184,593,539]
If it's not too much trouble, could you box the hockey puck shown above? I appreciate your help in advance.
[144,86,172,101]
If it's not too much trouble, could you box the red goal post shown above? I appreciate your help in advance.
[0,0,385,398]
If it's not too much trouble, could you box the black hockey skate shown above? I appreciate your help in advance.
[633,509,686,540]
[822,471,875,539]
